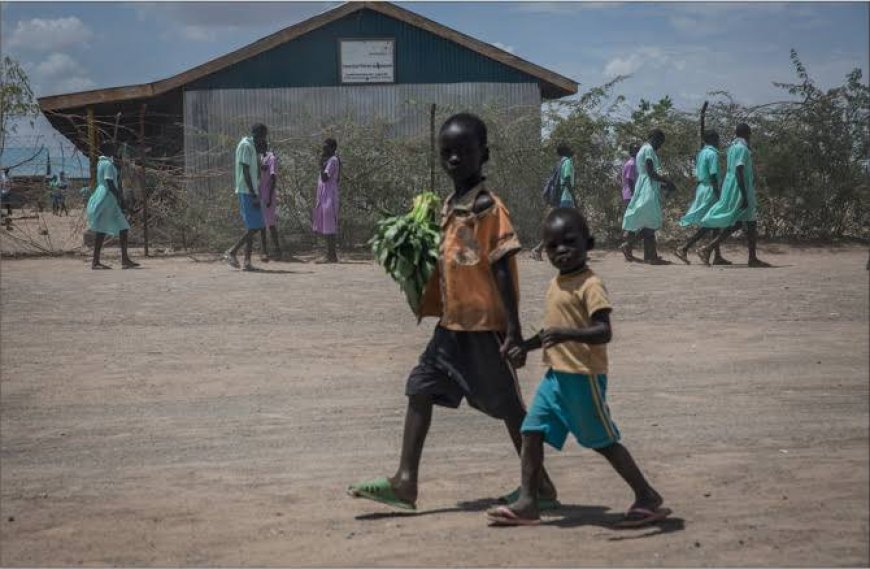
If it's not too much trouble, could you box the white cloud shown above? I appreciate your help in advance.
[493,42,516,54]
[28,52,95,96]
[6,17,93,52]
[603,47,680,78]
[179,25,220,42]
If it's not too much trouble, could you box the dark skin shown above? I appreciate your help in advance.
[621,134,672,264]
[92,144,138,270]
[258,149,280,261]
[699,130,771,268]
[226,129,268,269]
[676,136,729,265]
[384,122,556,506]
[495,213,663,523]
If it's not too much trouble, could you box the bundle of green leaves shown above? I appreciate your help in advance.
[370,192,442,316]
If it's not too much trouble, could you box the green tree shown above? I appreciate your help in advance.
[0,56,40,155]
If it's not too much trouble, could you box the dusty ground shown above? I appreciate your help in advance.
[1,245,868,567]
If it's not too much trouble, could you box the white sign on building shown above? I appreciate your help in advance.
[339,39,395,84]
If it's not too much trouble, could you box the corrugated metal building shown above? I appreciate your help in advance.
[38,1,576,183]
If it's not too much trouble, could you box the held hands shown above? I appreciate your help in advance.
[540,327,573,348]
[500,334,527,369]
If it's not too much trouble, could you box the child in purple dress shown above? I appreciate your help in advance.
[312,138,340,263]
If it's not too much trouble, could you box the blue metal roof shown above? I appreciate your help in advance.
[0,147,90,179]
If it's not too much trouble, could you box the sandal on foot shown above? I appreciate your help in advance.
[748,258,772,268]
[498,488,560,511]
[122,260,141,269]
[613,506,672,529]
[347,477,416,510]
[712,256,732,266]
[91,263,112,270]
[619,243,634,262]
[486,505,541,527]
[696,248,713,266]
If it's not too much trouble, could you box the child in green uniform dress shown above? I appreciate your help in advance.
[620,130,675,265]
[698,124,770,267]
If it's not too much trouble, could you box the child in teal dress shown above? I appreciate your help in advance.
[87,142,139,270]
[620,130,675,264]
[698,124,770,267]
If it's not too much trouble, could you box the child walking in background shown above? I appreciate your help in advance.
[675,102,730,265]
[698,123,770,267]
[487,207,668,527]
[620,144,639,205]
[620,130,675,265]
[347,113,558,511]
[258,146,282,261]
[313,138,341,263]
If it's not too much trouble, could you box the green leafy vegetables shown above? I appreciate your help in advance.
[369,192,442,315]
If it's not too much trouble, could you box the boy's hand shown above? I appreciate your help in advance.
[540,327,572,348]
[500,336,526,369]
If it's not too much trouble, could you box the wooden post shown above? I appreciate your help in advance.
[139,104,149,257]
[429,103,436,192]
[87,107,97,188]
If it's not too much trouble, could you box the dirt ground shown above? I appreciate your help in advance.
[1,245,868,567]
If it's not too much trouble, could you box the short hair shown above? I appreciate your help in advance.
[629,143,641,155]
[556,142,573,157]
[649,129,665,142]
[440,113,488,147]
[324,138,338,150]
[545,207,592,240]
[99,140,116,155]
[252,123,268,137]
[736,123,751,138]
[703,130,720,146]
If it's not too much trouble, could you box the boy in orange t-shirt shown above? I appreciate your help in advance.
[348,113,557,511]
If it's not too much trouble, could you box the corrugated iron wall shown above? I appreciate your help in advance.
[183,82,541,184]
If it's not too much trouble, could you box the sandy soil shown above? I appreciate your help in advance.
[1,245,868,567]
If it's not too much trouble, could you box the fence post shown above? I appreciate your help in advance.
[87,107,96,188]
[139,103,149,256]
[429,103,436,192]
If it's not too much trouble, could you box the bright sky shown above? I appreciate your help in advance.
[2,1,868,155]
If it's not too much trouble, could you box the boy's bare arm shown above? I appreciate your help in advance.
[522,310,612,352]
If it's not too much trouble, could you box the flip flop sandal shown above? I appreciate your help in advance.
[91,264,112,270]
[613,506,672,529]
[486,506,541,527]
[223,254,240,269]
[347,477,416,511]
[498,488,560,511]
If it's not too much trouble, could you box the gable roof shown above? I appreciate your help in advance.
[38,1,577,111]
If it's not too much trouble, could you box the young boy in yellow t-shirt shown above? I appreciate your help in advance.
[487,207,669,528]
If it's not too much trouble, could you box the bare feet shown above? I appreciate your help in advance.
[712,255,732,266]
[645,256,671,265]
[91,262,112,270]
[748,257,772,268]
[121,259,141,269]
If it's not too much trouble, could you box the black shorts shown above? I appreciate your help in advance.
[405,326,526,420]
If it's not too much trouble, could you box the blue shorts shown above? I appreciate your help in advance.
[238,193,265,230]
[521,369,620,450]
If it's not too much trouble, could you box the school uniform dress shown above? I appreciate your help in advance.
[410,184,525,420]
[312,156,340,235]
[259,151,278,227]
[522,268,621,450]
[621,143,663,232]
[234,136,264,230]
[701,138,756,228]
[680,144,720,227]
[559,157,576,208]
[87,156,130,236]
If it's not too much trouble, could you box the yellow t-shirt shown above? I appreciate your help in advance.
[541,268,612,374]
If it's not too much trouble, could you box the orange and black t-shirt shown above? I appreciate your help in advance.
[417,184,522,332]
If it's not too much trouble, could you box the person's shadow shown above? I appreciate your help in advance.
[354,497,686,540]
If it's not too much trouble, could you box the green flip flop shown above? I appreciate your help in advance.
[347,477,416,511]
[498,487,561,511]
